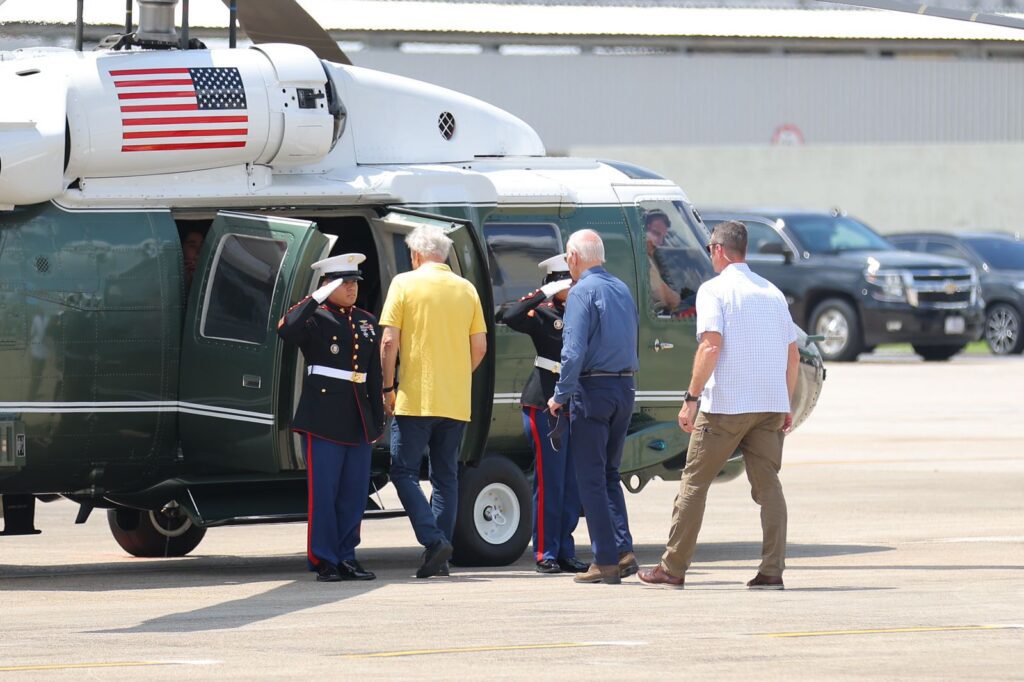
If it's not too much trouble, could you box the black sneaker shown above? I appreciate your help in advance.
[315,562,342,582]
[416,539,453,579]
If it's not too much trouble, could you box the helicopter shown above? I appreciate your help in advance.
[0,0,829,566]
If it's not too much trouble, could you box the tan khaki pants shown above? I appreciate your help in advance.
[660,411,788,578]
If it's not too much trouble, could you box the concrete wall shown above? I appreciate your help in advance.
[570,143,1024,233]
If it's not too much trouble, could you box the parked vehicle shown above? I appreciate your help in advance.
[700,210,984,362]
[888,232,1024,355]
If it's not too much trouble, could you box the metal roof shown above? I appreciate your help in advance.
[2,1,1024,42]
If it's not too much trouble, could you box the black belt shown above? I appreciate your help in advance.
[580,370,635,378]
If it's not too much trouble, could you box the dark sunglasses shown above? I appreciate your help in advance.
[706,242,722,255]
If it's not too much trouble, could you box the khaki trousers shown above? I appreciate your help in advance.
[660,411,788,578]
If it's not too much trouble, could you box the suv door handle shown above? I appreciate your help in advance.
[653,338,675,352]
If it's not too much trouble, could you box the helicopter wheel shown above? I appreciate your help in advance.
[451,455,531,566]
[107,503,207,558]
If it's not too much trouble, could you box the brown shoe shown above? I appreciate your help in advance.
[747,572,784,590]
[573,563,622,585]
[618,551,639,578]
[637,565,685,589]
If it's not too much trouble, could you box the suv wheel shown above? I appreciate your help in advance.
[809,298,863,362]
[985,303,1024,355]
[912,344,964,362]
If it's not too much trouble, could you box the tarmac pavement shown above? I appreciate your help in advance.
[1,354,1022,679]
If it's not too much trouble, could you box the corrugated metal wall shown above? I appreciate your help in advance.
[355,51,1024,151]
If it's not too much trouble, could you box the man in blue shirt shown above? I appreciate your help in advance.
[548,229,640,585]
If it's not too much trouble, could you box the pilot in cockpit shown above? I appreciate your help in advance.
[644,209,682,312]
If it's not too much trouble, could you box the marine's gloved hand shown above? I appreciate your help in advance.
[540,278,571,299]
[312,278,344,304]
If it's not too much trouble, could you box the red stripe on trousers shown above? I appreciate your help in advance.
[528,407,546,562]
[306,432,319,567]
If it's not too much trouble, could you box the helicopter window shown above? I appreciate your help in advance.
[640,201,714,320]
[200,235,288,345]
[483,223,562,308]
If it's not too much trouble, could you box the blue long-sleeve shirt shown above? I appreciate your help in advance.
[553,266,639,404]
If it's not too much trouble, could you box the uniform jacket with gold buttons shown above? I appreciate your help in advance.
[277,297,385,444]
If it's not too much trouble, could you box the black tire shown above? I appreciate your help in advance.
[451,455,532,566]
[912,344,965,362]
[809,298,863,362]
[107,506,206,558]
[985,303,1024,355]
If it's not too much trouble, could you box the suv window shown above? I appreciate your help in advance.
[963,236,1024,270]
[923,239,971,262]
[784,215,893,254]
[641,200,714,319]
[744,221,788,259]
[484,223,562,305]
[201,234,288,344]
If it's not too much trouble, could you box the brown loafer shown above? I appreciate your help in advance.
[747,572,784,590]
[637,565,685,589]
[573,563,622,585]
[618,551,639,578]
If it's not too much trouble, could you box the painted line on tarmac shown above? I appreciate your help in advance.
[0,659,218,672]
[758,625,1023,639]
[340,641,646,659]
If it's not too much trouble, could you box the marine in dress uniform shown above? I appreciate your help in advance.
[496,255,587,575]
[277,253,385,582]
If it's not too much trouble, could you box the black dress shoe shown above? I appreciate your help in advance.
[437,561,450,577]
[338,559,376,581]
[315,562,342,582]
[536,559,562,574]
[557,557,589,574]
[417,539,453,579]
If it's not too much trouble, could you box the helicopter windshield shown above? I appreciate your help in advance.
[640,200,715,318]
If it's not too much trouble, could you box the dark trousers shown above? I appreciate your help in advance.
[302,433,372,569]
[522,406,581,562]
[390,416,467,548]
[569,375,635,566]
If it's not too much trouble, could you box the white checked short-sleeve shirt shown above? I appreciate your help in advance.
[695,263,798,414]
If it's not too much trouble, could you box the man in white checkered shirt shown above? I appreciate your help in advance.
[639,220,800,590]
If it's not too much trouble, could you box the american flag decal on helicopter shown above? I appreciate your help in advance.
[110,66,249,152]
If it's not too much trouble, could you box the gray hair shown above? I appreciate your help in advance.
[711,220,748,257]
[566,229,605,263]
[405,225,453,261]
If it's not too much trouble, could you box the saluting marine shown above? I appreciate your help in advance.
[277,253,385,582]
[496,255,587,575]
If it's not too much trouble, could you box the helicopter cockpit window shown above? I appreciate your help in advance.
[201,235,288,345]
[483,223,562,310]
[640,201,715,320]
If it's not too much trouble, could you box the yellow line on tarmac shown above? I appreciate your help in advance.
[759,625,1021,639]
[341,642,627,659]
[0,661,171,672]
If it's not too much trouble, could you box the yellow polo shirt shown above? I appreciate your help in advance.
[380,262,486,421]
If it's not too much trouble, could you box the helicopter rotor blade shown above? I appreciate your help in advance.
[815,0,1024,32]
[220,0,351,65]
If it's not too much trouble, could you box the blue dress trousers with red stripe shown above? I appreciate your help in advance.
[278,297,385,569]
[498,289,582,562]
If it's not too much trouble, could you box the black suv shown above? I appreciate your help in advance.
[888,232,1024,355]
[700,210,984,362]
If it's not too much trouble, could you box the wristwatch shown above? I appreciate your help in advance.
[682,390,700,403]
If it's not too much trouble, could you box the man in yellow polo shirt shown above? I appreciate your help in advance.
[380,225,487,579]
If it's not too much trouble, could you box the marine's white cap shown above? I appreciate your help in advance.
[312,253,365,281]
[539,253,569,276]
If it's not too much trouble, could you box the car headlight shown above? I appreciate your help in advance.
[864,269,908,302]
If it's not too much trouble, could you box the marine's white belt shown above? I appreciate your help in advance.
[534,356,561,374]
[308,365,367,383]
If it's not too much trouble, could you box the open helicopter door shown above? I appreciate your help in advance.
[378,208,496,464]
[178,212,328,474]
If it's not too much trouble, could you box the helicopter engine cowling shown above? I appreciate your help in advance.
[0,43,335,208]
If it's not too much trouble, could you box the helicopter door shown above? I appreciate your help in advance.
[378,208,496,464]
[178,212,327,474]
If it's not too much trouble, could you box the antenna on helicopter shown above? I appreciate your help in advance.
[815,0,1024,31]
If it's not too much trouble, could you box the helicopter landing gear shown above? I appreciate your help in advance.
[107,502,206,558]
[452,455,531,566]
